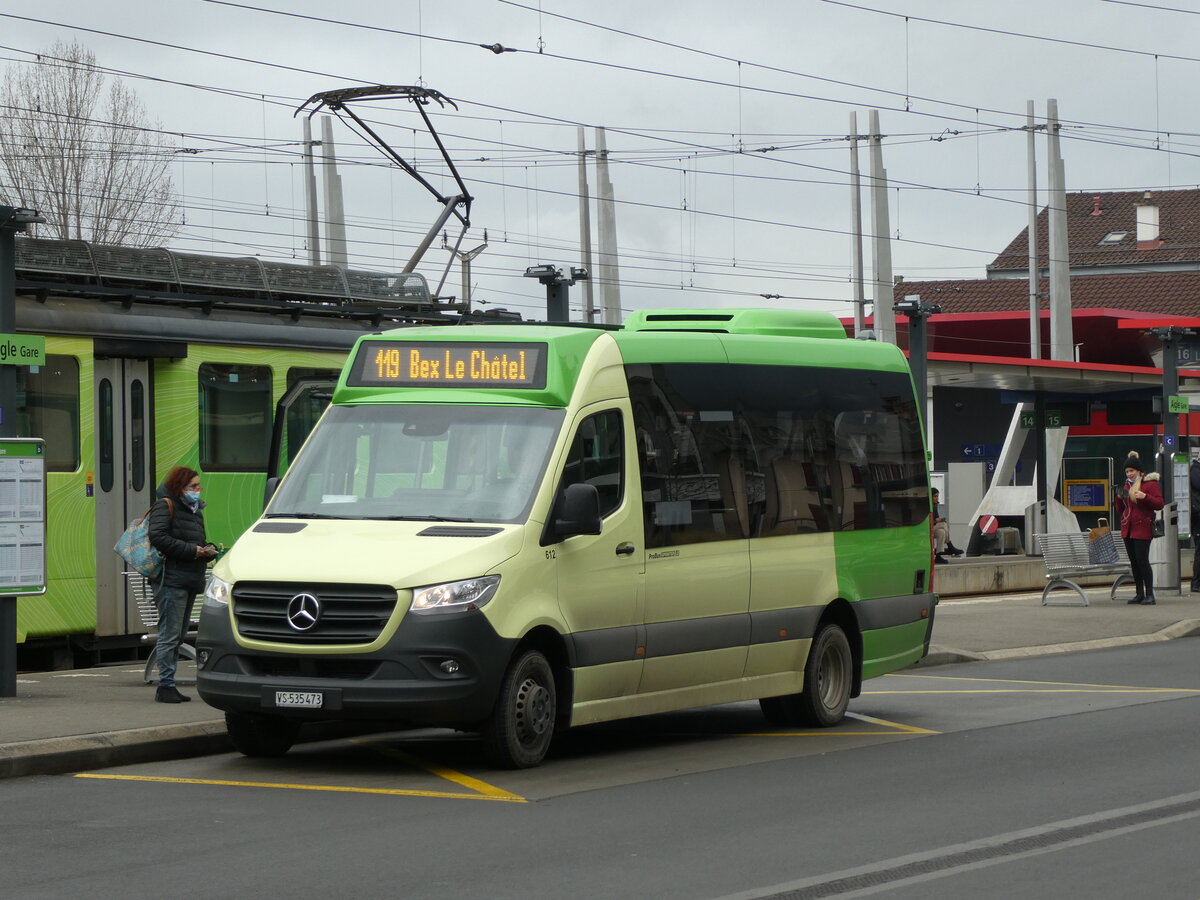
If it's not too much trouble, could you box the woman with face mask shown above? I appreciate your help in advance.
[1114,450,1164,606]
[147,465,217,702]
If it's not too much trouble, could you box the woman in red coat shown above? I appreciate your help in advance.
[1114,451,1165,605]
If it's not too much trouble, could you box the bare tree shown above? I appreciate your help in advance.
[0,40,179,247]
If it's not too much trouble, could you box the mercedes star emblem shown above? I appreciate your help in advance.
[286,593,321,631]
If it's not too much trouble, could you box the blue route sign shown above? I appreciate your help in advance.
[961,443,1003,459]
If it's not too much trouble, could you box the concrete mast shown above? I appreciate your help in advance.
[320,117,349,268]
[302,118,321,266]
[868,110,895,344]
[1027,100,1040,359]
[849,112,866,337]
[577,126,596,324]
[594,127,622,325]
[1046,99,1074,362]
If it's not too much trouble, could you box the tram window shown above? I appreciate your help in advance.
[130,379,146,492]
[17,355,81,472]
[98,379,114,491]
[199,363,272,471]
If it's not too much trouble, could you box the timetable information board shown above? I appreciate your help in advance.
[0,439,46,596]
[1064,479,1109,512]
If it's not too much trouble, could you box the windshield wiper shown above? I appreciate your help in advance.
[372,514,476,522]
[263,512,353,520]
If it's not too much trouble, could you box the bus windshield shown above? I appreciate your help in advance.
[267,404,565,523]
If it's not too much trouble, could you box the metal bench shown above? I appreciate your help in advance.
[127,572,202,684]
[1036,532,1134,607]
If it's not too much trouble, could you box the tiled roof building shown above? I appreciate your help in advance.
[988,189,1200,275]
[890,188,1200,359]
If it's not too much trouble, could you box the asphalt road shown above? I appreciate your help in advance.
[3,639,1198,900]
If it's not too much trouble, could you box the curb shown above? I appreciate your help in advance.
[0,718,397,780]
[0,721,228,780]
[917,618,1200,668]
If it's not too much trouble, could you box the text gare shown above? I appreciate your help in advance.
[0,341,42,363]
[375,347,532,384]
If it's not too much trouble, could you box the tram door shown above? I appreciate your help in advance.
[94,358,153,637]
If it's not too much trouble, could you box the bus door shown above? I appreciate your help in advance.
[552,406,645,701]
[93,357,153,637]
[634,403,752,694]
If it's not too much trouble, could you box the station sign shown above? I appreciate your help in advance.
[960,443,1003,458]
[1020,410,1063,429]
[1175,340,1200,367]
[0,334,45,367]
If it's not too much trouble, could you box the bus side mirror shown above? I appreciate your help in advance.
[263,476,280,508]
[545,483,602,543]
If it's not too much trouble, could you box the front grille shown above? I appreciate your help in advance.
[248,657,382,679]
[232,582,399,645]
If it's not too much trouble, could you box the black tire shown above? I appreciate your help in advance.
[759,623,853,728]
[225,712,300,758]
[481,649,556,769]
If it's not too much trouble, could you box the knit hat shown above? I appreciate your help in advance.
[1122,450,1145,473]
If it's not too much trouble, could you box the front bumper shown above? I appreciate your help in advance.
[195,601,517,726]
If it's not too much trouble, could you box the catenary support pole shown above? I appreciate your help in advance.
[1027,100,1040,359]
[868,110,895,344]
[577,127,596,324]
[320,117,349,268]
[302,118,321,266]
[850,112,866,337]
[594,127,622,325]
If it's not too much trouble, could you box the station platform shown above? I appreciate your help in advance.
[935,551,1193,597]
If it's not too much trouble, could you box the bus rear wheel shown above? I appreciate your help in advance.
[760,623,852,728]
[225,712,300,758]
[481,649,556,768]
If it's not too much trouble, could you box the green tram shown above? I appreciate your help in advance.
[11,236,467,666]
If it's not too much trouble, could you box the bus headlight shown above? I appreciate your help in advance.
[411,575,500,614]
[204,575,232,609]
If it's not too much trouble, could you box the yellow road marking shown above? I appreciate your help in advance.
[744,710,940,737]
[73,772,527,802]
[895,672,1195,689]
[847,711,940,734]
[876,673,1200,694]
[350,742,525,802]
[866,688,1197,694]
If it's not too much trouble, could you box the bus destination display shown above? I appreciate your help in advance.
[349,341,547,389]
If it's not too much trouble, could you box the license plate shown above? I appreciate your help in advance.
[274,690,323,709]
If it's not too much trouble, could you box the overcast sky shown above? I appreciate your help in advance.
[2,0,1198,321]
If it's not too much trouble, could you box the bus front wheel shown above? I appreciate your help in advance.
[481,649,556,768]
[760,623,853,728]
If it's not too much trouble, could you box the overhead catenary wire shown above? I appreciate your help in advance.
[3,2,1198,313]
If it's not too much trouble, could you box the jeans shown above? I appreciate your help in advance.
[154,584,195,687]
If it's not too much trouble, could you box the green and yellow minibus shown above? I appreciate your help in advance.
[196,308,936,767]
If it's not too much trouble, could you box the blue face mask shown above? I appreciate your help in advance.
[184,490,201,504]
